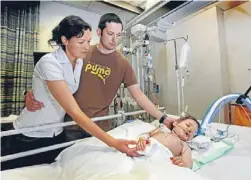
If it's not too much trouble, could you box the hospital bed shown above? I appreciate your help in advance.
[1,93,251,180]
[1,119,251,180]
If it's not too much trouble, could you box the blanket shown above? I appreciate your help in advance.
[56,120,211,180]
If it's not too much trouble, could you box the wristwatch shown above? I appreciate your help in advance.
[159,114,168,124]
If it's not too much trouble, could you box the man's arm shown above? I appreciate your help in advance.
[127,84,176,129]
[25,90,44,112]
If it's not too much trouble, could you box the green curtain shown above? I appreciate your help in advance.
[1,1,40,116]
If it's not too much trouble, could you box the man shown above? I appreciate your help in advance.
[26,13,175,155]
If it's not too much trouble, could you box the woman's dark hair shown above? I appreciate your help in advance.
[98,13,123,32]
[48,15,91,49]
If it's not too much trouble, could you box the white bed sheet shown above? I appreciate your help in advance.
[55,120,209,180]
[196,122,251,180]
[1,163,62,180]
[2,120,251,180]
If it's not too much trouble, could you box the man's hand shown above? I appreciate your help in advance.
[163,116,179,129]
[25,91,44,112]
[113,139,140,157]
[170,156,187,167]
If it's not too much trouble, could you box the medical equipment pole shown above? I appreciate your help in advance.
[136,48,141,90]
[181,72,185,116]
[174,40,181,115]
[164,36,188,116]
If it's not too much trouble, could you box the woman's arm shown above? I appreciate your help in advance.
[46,80,138,157]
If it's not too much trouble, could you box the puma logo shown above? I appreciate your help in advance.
[85,62,111,84]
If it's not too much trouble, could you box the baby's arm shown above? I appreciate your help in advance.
[181,143,193,168]
[136,127,161,151]
[171,143,192,168]
[136,138,150,151]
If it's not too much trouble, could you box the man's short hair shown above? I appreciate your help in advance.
[98,13,123,32]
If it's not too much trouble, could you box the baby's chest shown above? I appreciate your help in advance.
[157,134,184,156]
[168,139,184,156]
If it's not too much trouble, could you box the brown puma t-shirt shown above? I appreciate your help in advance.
[74,46,137,118]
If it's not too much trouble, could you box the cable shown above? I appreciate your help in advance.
[225,133,240,144]
[213,124,241,146]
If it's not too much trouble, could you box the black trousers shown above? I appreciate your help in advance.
[64,113,91,141]
[1,130,66,170]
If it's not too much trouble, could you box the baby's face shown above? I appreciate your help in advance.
[172,119,199,141]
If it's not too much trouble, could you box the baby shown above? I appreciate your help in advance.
[136,115,200,168]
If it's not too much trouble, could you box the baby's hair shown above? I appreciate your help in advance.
[180,114,200,129]
[171,114,201,130]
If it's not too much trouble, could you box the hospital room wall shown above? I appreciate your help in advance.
[153,2,251,120]
[152,6,228,120]
[38,1,101,52]
[224,2,251,93]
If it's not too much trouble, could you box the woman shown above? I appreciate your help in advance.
[4,15,137,169]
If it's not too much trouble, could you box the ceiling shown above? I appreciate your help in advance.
[120,0,146,8]
[53,0,187,27]
[217,0,248,11]
[106,0,146,10]
[53,0,141,25]
[53,0,248,32]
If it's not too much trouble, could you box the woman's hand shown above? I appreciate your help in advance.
[163,116,179,129]
[170,156,187,167]
[112,139,140,157]
[136,138,150,151]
